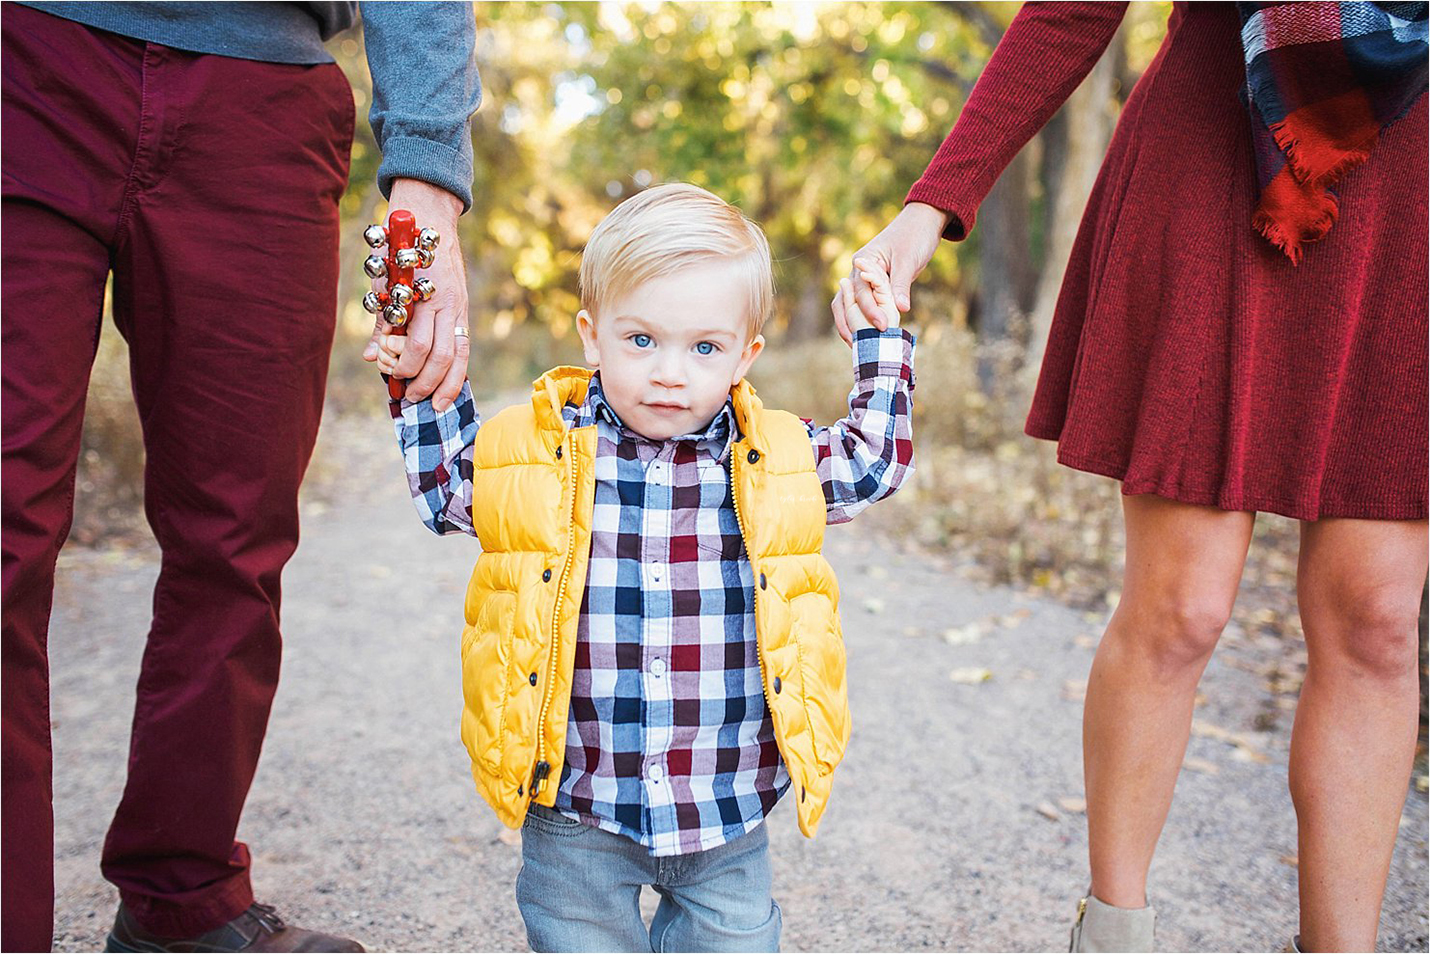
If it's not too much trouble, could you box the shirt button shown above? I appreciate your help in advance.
[649,763,665,782]
[651,657,667,676]
[651,561,663,582]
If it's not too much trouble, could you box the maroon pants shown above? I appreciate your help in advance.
[1,8,354,949]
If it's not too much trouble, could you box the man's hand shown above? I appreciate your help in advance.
[832,202,951,345]
[361,178,469,409]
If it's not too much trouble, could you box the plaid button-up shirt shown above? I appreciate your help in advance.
[392,328,915,855]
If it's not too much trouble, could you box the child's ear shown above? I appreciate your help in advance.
[731,333,764,384]
[576,309,601,368]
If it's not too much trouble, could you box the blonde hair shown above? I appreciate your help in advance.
[579,183,774,338]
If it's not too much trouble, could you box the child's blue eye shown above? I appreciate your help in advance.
[695,341,716,355]
[632,334,652,348]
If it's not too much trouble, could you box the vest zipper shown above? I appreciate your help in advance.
[729,449,777,726]
[531,432,578,799]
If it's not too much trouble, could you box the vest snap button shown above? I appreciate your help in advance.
[529,672,538,686]
[773,676,782,694]
[518,784,524,797]
[555,446,562,459]
[747,449,760,464]
[759,573,767,589]
[542,569,552,582]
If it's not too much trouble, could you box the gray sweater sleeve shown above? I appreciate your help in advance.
[359,1,481,212]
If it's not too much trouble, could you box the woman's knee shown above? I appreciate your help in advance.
[1304,585,1421,682]
[1111,591,1232,677]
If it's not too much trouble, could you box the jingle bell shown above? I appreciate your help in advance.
[413,277,436,301]
[363,224,388,248]
[363,254,387,279]
[389,283,414,306]
[395,247,420,269]
[416,247,435,268]
[384,303,409,327]
[362,291,383,314]
[417,228,441,251]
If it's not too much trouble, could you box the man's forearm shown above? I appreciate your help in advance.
[360,1,481,210]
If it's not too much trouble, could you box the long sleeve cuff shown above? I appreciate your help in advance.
[377,136,475,212]
[850,327,917,389]
[389,379,479,536]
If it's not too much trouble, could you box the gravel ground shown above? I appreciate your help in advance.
[47,415,1428,953]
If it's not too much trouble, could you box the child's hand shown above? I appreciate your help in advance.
[369,331,406,378]
[839,266,901,335]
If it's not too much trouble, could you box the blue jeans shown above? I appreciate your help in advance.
[515,805,782,953]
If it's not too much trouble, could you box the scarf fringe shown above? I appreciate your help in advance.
[1251,200,1338,266]
[1268,119,1377,188]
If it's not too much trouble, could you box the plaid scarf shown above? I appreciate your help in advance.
[1237,2,1428,263]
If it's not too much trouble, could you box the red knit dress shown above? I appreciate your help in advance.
[908,1,1428,521]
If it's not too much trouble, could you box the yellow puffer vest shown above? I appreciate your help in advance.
[459,366,850,838]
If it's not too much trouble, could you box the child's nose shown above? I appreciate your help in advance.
[650,353,686,387]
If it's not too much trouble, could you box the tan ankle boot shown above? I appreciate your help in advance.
[1068,894,1157,953]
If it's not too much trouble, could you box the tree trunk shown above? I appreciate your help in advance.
[1021,30,1120,393]
[788,264,831,342]
[974,147,1035,393]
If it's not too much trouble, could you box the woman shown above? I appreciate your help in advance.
[837,4,1428,951]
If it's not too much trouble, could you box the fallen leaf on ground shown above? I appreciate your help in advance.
[1279,854,1298,867]
[999,609,1032,628]
[949,667,993,685]
[1191,719,1270,762]
[1036,802,1061,821]
[1182,757,1220,775]
[1061,679,1087,702]
[1057,797,1087,814]
[1073,635,1099,650]
[1416,776,1428,793]
[863,597,886,614]
[942,623,985,646]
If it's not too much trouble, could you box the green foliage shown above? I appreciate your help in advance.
[330,1,1004,359]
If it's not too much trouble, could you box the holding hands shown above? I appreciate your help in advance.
[832,201,951,344]
[361,178,471,410]
[837,264,902,334]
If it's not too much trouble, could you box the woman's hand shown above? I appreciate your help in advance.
[832,202,951,344]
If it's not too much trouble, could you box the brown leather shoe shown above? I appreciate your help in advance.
[105,902,365,952]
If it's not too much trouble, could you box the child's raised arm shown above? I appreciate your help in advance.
[377,333,480,537]
[805,273,916,525]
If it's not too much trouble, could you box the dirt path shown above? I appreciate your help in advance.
[48,415,1428,953]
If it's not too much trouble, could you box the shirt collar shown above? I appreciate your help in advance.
[583,373,739,462]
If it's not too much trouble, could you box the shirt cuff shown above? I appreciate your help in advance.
[377,135,474,213]
[851,327,916,390]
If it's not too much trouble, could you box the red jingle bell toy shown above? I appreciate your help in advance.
[361,209,439,399]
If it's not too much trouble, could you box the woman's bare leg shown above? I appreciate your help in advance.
[1291,517,1427,952]
[1085,494,1256,908]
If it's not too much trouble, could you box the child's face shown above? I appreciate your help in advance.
[577,259,765,441]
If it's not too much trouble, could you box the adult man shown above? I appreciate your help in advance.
[1,4,480,950]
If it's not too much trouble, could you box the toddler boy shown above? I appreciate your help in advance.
[372,183,915,952]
